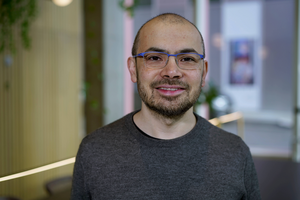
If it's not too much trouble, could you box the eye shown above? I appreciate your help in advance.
[181,57,194,62]
[180,56,196,62]
[144,53,164,61]
[148,56,161,61]
[178,54,200,63]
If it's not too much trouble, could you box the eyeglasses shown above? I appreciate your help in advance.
[133,51,204,70]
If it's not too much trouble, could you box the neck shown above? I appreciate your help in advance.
[133,104,196,140]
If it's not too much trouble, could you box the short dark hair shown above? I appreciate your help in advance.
[131,13,206,58]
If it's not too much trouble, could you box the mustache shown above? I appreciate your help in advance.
[150,79,190,89]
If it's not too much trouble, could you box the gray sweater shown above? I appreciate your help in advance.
[71,111,261,199]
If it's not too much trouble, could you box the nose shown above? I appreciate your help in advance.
[160,56,183,79]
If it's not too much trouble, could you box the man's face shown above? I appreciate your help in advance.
[128,20,208,118]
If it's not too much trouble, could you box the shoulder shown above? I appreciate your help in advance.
[209,123,246,150]
[196,114,250,158]
[77,112,137,156]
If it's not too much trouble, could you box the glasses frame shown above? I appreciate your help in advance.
[133,51,205,70]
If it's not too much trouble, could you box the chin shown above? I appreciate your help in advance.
[144,98,194,118]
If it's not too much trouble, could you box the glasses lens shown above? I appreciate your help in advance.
[176,53,202,70]
[143,52,167,69]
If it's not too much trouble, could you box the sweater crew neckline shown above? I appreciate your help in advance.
[125,110,210,148]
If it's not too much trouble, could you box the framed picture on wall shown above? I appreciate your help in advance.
[229,39,254,85]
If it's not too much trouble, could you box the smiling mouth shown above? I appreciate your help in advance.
[156,87,184,91]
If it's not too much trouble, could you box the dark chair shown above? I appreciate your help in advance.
[0,197,22,200]
[44,176,72,195]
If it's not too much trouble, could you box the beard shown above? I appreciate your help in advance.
[137,74,202,119]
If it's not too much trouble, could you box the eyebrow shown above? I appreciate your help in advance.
[144,47,200,54]
[145,47,167,53]
[179,48,199,54]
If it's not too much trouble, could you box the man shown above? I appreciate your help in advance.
[71,13,261,199]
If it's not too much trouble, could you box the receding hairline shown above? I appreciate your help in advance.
[132,13,205,57]
[154,13,187,24]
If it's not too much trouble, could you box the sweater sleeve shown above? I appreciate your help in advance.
[244,148,261,200]
[71,143,91,200]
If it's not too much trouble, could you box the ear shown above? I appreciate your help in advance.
[201,60,208,87]
[127,57,137,83]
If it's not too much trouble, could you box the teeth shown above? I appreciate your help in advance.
[159,87,179,91]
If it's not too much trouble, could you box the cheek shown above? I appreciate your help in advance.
[187,73,203,89]
[138,68,160,83]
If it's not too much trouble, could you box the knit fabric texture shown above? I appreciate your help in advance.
[71,111,261,200]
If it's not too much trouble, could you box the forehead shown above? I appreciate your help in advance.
[138,19,202,54]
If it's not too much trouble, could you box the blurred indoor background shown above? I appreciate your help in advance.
[0,0,299,199]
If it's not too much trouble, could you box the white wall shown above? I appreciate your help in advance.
[103,0,125,125]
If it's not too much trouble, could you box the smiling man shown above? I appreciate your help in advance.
[71,13,261,200]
